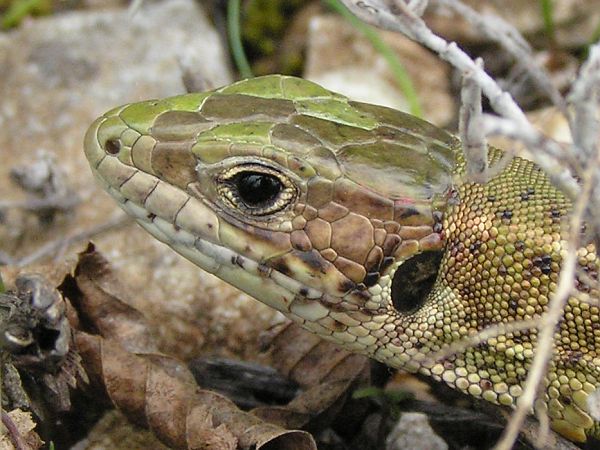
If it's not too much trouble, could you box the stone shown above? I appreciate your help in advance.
[386,412,448,450]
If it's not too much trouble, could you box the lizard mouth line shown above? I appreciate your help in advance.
[94,161,333,316]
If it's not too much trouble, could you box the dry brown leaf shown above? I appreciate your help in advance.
[254,322,371,432]
[75,331,316,450]
[69,245,317,450]
[64,243,157,353]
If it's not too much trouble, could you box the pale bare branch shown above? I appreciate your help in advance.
[459,58,488,183]
[338,0,580,201]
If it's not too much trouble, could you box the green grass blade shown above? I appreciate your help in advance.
[1,0,44,29]
[323,0,423,117]
[540,0,555,42]
[227,0,254,79]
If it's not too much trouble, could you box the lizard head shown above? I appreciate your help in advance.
[85,76,600,443]
[84,75,459,370]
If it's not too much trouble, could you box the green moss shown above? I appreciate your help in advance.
[240,0,307,74]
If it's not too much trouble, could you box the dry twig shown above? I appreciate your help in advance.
[458,57,487,183]
[338,1,600,448]
[339,0,580,199]
[0,212,131,267]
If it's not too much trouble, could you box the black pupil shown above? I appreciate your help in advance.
[235,172,282,206]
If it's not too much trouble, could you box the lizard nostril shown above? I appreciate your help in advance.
[105,138,122,155]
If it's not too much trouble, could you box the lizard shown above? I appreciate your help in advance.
[83,74,600,444]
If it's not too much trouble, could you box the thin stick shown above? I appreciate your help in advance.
[459,58,488,183]
[339,0,581,200]
[10,213,131,268]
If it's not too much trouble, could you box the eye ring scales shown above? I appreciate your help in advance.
[216,163,297,217]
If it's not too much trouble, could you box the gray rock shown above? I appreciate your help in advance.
[0,0,231,250]
[1,0,231,192]
[304,14,454,127]
[386,412,448,450]
[0,2,276,406]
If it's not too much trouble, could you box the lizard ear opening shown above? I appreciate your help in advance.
[390,251,443,313]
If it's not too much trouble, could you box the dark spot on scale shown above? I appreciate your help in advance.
[498,265,507,275]
[352,290,370,302]
[443,360,454,370]
[480,379,493,390]
[476,342,490,352]
[327,302,348,313]
[363,272,380,287]
[515,240,525,251]
[414,341,424,350]
[550,208,561,218]
[258,262,271,277]
[516,329,531,341]
[487,195,496,203]
[173,224,180,231]
[532,256,543,267]
[432,211,443,223]
[541,266,552,275]
[231,255,244,268]
[500,209,513,221]
[380,256,394,272]
[575,277,588,293]
[541,255,552,265]
[298,251,327,274]
[147,213,156,220]
[356,283,367,291]
[398,208,419,219]
[332,320,346,332]
[299,287,309,297]
[469,240,482,253]
[564,350,584,364]
[272,260,292,276]
[207,223,213,229]
[560,395,572,406]
[433,222,443,233]
[509,299,518,311]
[339,279,356,293]
[531,267,542,278]
[527,187,535,195]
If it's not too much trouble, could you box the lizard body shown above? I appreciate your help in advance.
[84,75,600,443]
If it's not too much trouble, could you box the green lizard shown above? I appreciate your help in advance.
[83,75,600,443]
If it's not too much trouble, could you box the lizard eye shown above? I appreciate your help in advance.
[235,172,282,206]
[217,164,297,216]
